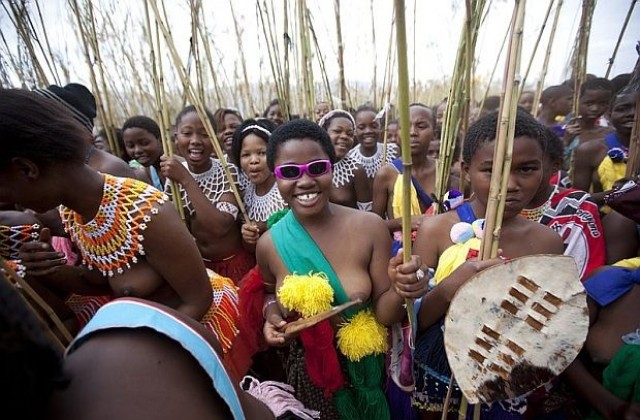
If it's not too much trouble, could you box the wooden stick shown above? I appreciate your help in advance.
[307,11,334,108]
[370,0,378,108]
[283,299,362,336]
[604,0,637,79]
[230,0,257,116]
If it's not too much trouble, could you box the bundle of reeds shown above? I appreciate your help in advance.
[571,0,595,118]
[434,0,487,211]
[604,0,637,79]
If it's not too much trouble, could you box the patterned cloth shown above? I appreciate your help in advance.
[539,189,605,280]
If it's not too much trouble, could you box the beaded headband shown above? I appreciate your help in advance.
[318,109,356,129]
[241,124,271,137]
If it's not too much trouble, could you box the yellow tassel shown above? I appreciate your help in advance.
[277,272,333,318]
[337,310,388,362]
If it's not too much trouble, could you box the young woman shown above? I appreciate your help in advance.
[410,110,564,418]
[319,109,372,210]
[1,90,241,373]
[213,107,243,159]
[257,119,426,419]
[161,105,254,285]
[122,115,166,191]
[348,105,398,187]
[230,119,287,249]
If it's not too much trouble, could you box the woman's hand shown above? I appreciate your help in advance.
[160,155,192,185]
[241,222,261,245]
[263,310,289,347]
[388,249,429,299]
[18,228,67,277]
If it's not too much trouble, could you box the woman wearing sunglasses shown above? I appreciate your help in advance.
[254,119,428,418]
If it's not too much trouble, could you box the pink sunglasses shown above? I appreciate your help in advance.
[274,159,332,180]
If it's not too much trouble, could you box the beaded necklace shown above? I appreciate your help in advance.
[347,143,399,178]
[244,181,288,222]
[332,155,360,188]
[172,159,234,216]
[521,186,558,222]
[60,174,168,277]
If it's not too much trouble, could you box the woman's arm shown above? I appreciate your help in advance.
[142,203,212,321]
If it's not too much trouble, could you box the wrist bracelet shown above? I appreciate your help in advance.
[262,297,277,318]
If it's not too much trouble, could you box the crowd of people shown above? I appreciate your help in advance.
[0,69,638,420]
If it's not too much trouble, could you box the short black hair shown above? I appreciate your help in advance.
[231,118,276,166]
[483,96,501,111]
[0,88,88,169]
[174,105,215,129]
[580,77,614,97]
[610,73,631,95]
[319,110,354,131]
[540,85,573,105]
[409,102,436,126]
[212,107,243,134]
[463,108,547,163]
[543,126,564,163]
[354,104,377,119]
[267,119,336,171]
[262,99,281,117]
[122,115,161,139]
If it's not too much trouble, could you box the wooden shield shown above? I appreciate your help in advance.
[444,255,588,404]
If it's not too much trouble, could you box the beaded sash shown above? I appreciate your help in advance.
[60,175,168,277]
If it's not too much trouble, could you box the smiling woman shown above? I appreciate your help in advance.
[255,119,428,418]
[122,115,165,191]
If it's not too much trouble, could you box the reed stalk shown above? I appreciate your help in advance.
[370,0,378,108]
[143,0,185,221]
[148,0,249,222]
[298,0,315,118]
[604,0,637,79]
[480,0,526,261]
[533,0,563,117]
[307,11,333,108]
[4,1,48,85]
[393,0,416,349]
[334,0,347,109]
[197,19,225,107]
[479,19,511,120]
[571,0,595,117]
[32,0,63,85]
[521,0,555,90]
[229,0,256,116]
[434,0,486,211]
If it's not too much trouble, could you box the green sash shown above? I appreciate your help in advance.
[271,210,390,420]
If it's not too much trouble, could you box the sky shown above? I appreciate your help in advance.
[0,0,638,110]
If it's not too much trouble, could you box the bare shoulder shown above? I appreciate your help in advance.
[375,163,399,185]
[575,139,606,162]
[93,150,137,178]
[0,210,40,226]
[525,219,564,254]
